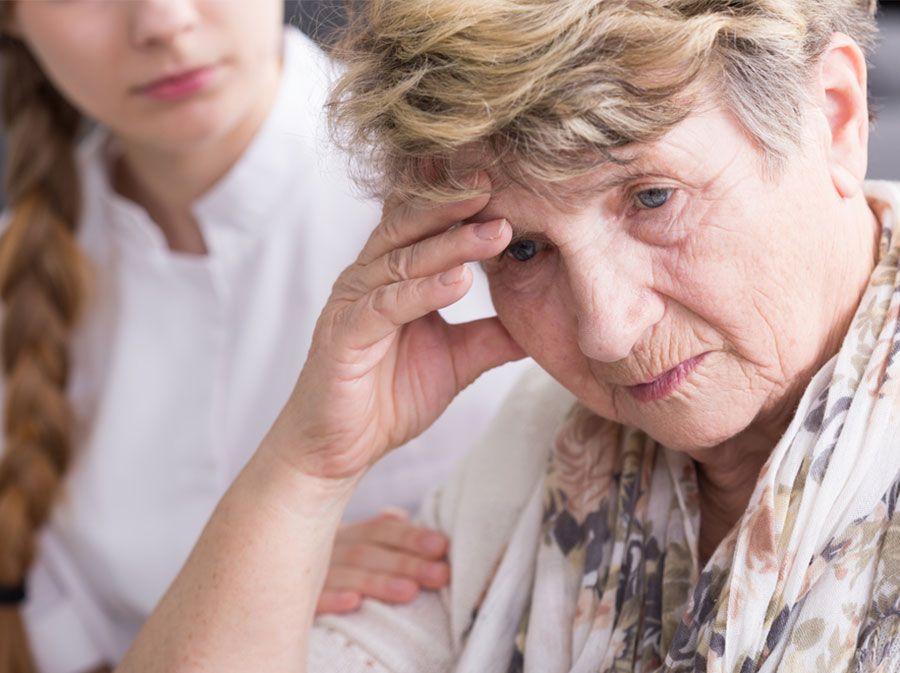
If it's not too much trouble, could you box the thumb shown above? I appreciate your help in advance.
[448,316,526,390]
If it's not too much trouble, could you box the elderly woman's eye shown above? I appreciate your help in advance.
[505,239,540,262]
[635,188,673,209]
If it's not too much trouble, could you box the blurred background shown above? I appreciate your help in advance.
[0,0,897,206]
[868,0,900,178]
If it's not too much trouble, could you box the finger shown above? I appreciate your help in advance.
[330,542,451,590]
[337,266,473,352]
[448,316,527,390]
[357,175,491,265]
[338,517,449,559]
[323,566,421,605]
[353,219,510,292]
[377,506,411,521]
[315,590,362,616]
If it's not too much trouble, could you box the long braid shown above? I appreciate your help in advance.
[0,26,85,673]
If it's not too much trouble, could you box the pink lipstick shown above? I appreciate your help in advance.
[626,352,710,403]
[136,64,218,102]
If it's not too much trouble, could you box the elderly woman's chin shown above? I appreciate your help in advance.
[554,352,781,455]
[616,370,780,454]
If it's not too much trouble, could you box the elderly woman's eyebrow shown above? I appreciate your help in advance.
[583,157,674,193]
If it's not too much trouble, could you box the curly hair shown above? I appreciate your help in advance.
[328,0,879,201]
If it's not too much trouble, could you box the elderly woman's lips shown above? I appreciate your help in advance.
[626,353,710,403]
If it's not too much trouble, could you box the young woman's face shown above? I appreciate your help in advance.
[14,0,284,150]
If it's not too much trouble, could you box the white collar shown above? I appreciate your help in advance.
[79,27,333,249]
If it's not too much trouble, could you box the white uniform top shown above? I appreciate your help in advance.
[8,28,528,673]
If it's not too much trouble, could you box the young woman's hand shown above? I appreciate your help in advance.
[269,177,523,482]
[315,509,450,615]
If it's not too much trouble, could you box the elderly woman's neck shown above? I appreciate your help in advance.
[692,424,781,564]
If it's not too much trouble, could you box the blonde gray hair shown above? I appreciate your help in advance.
[328,0,879,201]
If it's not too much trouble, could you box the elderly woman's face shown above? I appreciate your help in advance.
[475,105,862,453]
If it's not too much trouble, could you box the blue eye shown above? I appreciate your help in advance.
[635,188,672,209]
[505,239,539,262]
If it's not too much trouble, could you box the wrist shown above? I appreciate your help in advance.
[249,435,363,514]
[258,402,376,484]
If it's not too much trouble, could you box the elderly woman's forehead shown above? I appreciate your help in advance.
[474,156,658,222]
[471,107,753,224]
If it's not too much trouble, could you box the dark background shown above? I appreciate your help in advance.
[0,1,896,207]
[869,3,900,179]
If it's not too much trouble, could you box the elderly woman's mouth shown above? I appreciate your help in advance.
[625,352,711,403]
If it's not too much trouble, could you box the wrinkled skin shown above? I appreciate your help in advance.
[274,36,878,559]
[113,34,882,672]
[476,104,875,458]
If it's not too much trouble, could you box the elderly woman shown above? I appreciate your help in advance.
[115,0,897,671]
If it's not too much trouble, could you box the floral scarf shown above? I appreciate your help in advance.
[456,182,900,673]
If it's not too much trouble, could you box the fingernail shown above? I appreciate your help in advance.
[474,219,506,240]
[420,533,447,554]
[439,266,466,286]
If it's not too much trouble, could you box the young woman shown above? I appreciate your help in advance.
[0,1,526,671]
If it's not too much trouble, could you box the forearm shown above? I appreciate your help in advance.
[117,442,356,673]
[111,186,514,672]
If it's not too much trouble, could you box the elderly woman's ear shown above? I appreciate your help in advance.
[815,33,871,198]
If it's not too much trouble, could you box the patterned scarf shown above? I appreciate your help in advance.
[456,182,900,673]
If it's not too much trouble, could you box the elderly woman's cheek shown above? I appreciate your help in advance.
[483,250,556,297]
[484,255,557,345]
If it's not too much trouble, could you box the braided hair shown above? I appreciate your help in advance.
[0,9,86,672]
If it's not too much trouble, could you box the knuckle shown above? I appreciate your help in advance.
[372,576,397,596]
[333,266,369,300]
[378,216,404,248]
[385,248,410,282]
[365,575,391,597]
[369,285,389,315]
[360,518,390,540]
[403,528,426,551]
[446,193,490,220]
[370,284,398,318]
[345,543,371,567]
[384,520,421,551]
[382,194,406,218]
[399,555,424,577]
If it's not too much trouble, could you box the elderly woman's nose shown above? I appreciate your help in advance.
[569,266,664,363]
[129,0,200,48]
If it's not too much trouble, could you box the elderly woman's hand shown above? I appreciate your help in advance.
[316,509,450,615]
[269,181,523,482]
[117,185,518,671]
